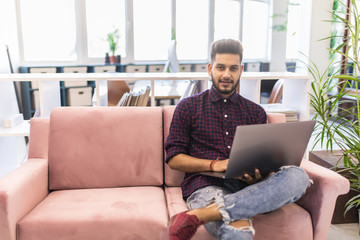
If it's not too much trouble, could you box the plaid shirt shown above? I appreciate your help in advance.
[165,87,267,198]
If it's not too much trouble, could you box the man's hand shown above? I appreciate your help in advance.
[212,159,229,172]
[239,169,275,185]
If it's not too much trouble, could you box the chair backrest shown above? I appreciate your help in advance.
[181,80,199,100]
[107,81,130,106]
[163,105,286,187]
[48,107,163,190]
[267,79,284,104]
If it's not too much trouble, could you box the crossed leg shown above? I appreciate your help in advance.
[168,166,311,240]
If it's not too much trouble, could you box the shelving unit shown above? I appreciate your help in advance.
[18,62,277,120]
[0,72,311,123]
[0,120,30,137]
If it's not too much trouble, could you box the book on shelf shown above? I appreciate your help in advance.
[117,92,129,107]
[117,86,151,107]
[136,89,146,106]
[261,104,299,122]
[139,86,151,106]
[126,91,133,106]
[130,91,140,106]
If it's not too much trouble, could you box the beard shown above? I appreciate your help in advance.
[211,74,240,96]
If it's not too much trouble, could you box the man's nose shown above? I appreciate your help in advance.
[223,68,231,79]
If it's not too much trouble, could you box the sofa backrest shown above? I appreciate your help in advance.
[28,118,50,160]
[163,106,184,187]
[163,105,287,187]
[48,107,163,190]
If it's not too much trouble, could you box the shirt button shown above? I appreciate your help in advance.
[227,146,231,149]
[224,114,228,118]
[226,131,229,135]
[224,99,227,103]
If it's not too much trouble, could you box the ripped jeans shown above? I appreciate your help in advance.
[186,166,311,240]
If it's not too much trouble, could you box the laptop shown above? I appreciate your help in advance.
[200,120,316,179]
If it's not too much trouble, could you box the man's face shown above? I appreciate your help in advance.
[208,53,243,98]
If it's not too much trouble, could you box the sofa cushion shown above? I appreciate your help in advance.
[17,187,168,240]
[253,204,313,240]
[164,186,313,240]
[163,106,185,187]
[49,107,163,190]
[28,118,50,159]
[165,187,217,240]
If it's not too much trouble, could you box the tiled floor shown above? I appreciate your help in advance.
[328,223,359,240]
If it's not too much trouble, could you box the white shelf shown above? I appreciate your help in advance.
[0,120,30,137]
[0,72,311,120]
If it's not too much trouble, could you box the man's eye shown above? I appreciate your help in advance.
[217,66,225,70]
[231,67,239,71]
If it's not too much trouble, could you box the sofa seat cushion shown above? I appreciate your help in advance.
[165,187,217,240]
[165,187,313,240]
[18,187,168,240]
[252,203,313,240]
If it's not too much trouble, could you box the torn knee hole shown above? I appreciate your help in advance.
[229,219,256,235]
[230,219,250,228]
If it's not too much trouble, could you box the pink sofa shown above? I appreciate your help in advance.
[0,106,350,240]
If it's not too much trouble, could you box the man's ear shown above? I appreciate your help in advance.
[208,63,212,77]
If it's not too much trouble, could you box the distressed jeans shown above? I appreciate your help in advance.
[186,166,311,240]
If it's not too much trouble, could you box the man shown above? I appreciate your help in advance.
[164,39,310,240]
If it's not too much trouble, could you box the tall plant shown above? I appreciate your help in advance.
[309,0,360,216]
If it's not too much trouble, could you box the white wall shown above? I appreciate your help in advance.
[270,0,333,73]
[0,0,26,178]
[270,0,288,72]
[308,0,333,73]
[297,0,333,74]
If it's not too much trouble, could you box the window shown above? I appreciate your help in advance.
[242,0,269,59]
[17,0,272,64]
[176,0,209,60]
[0,0,18,73]
[86,0,126,59]
[133,0,171,61]
[19,0,77,61]
[214,0,241,41]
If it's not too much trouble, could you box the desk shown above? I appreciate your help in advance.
[309,150,358,224]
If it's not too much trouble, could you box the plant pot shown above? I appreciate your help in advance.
[109,56,117,64]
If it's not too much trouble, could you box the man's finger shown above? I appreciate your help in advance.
[243,173,253,181]
[254,169,261,179]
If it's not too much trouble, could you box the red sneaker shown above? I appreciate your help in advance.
[168,211,204,240]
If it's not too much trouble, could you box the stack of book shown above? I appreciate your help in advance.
[261,104,298,122]
[117,86,151,107]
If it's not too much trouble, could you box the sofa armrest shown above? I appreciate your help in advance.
[0,158,48,240]
[297,160,350,240]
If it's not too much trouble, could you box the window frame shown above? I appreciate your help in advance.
[15,0,271,65]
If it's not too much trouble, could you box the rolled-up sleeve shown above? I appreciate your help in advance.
[165,100,192,163]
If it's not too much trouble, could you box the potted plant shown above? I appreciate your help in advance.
[308,0,360,225]
[106,28,120,64]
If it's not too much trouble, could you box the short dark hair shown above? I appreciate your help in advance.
[210,39,243,63]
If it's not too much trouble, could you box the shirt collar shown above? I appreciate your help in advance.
[209,86,240,104]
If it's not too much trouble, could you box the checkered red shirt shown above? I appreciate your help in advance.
[165,87,267,198]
